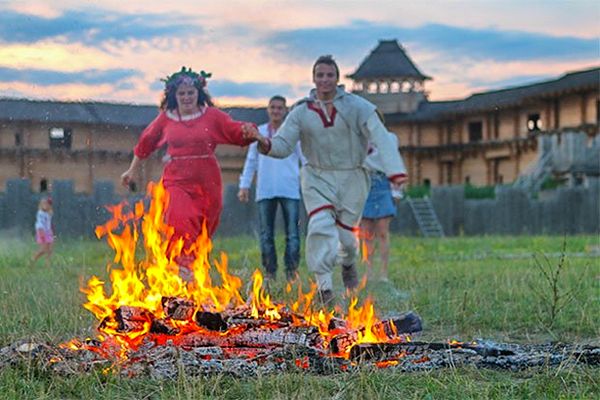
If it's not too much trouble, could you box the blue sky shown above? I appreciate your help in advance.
[0,0,597,105]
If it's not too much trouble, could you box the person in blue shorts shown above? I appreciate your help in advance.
[361,132,405,281]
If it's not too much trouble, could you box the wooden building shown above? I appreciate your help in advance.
[350,40,600,186]
[0,100,266,194]
[0,39,598,194]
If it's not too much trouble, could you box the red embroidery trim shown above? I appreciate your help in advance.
[308,204,359,232]
[308,204,335,219]
[388,173,408,183]
[307,102,337,128]
[335,219,359,233]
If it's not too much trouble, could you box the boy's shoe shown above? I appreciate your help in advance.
[285,269,299,283]
[318,289,335,308]
[342,264,359,290]
[265,270,276,281]
[263,271,276,291]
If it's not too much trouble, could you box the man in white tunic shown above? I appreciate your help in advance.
[238,96,305,282]
[245,55,407,305]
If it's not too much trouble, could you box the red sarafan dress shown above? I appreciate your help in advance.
[134,107,254,247]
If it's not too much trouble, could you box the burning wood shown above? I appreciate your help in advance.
[330,312,422,355]
[195,311,228,332]
[102,306,153,333]
[347,340,516,362]
[73,182,428,368]
[0,182,594,381]
[150,319,180,335]
[49,182,591,378]
[182,325,316,349]
[161,297,195,320]
[2,338,598,379]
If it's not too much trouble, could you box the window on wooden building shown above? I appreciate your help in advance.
[444,162,453,184]
[493,159,504,184]
[40,178,48,193]
[14,132,22,146]
[49,127,72,149]
[379,82,389,93]
[445,122,454,144]
[468,121,483,142]
[527,113,542,131]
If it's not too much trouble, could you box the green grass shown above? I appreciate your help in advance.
[1,234,599,399]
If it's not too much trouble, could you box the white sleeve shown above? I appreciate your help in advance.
[267,108,301,158]
[295,142,307,166]
[364,114,407,177]
[239,142,258,189]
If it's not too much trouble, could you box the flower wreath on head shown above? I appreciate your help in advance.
[161,67,212,90]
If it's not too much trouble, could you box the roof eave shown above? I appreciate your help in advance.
[347,72,432,81]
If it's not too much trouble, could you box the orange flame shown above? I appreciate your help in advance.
[78,180,411,359]
[250,269,283,321]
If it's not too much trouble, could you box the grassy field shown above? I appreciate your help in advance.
[0,234,599,399]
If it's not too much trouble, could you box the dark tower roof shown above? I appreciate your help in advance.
[347,40,431,81]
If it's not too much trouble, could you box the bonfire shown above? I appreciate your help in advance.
[57,181,421,373]
[3,182,595,378]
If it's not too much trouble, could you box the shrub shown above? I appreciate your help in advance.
[405,185,430,198]
[464,184,495,199]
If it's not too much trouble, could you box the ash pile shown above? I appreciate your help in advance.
[1,299,598,379]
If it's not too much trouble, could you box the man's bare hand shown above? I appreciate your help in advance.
[237,188,250,203]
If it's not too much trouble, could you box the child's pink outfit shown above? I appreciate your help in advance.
[35,210,54,244]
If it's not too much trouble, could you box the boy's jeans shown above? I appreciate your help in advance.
[257,197,300,278]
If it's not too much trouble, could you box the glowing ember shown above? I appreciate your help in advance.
[76,181,414,362]
[375,359,399,368]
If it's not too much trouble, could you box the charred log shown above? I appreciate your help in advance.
[181,326,316,349]
[195,311,228,332]
[348,341,516,361]
[388,312,422,335]
[227,317,287,329]
[327,317,348,331]
[161,297,195,320]
[573,346,600,366]
[330,313,422,354]
[150,319,180,335]
[104,306,152,333]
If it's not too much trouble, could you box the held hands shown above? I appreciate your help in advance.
[242,123,270,153]
[241,123,259,141]
[237,188,250,203]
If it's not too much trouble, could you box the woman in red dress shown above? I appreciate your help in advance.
[121,67,257,254]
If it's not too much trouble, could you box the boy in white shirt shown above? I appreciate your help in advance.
[238,96,305,282]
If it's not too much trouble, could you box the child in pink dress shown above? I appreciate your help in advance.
[32,197,54,266]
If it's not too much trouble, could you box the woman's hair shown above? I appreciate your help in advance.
[159,67,214,111]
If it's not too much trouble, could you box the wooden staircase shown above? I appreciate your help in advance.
[407,197,445,238]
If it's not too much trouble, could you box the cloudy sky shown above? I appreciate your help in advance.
[0,0,598,106]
